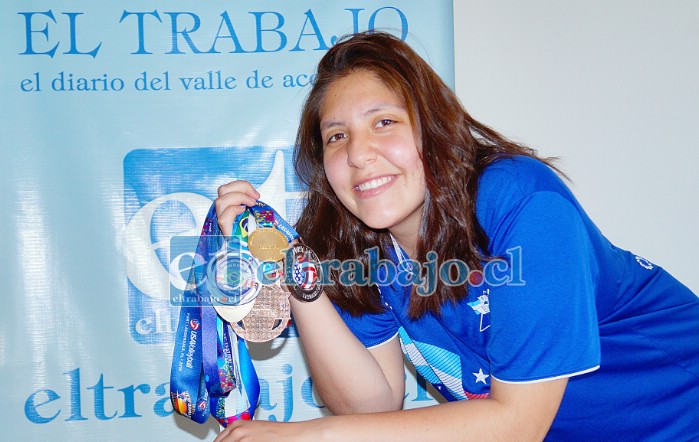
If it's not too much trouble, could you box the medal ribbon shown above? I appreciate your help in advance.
[250,201,299,243]
[171,204,260,426]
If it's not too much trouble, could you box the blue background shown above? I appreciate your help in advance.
[1,1,453,440]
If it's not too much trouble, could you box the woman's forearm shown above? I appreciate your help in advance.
[289,294,404,414]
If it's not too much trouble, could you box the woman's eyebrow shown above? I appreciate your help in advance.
[364,102,404,116]
[320,120,342,132]
[320,102,405,131]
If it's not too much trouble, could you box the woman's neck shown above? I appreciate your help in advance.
[387,203,424,259]
[388,230,418,259]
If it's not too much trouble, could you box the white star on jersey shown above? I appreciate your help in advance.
[473,368,490,384]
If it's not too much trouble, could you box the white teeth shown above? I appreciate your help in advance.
[356,176,393,191]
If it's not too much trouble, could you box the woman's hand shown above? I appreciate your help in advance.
[212,375,568,441]
[213,419,314,442]
[215,180,260,237]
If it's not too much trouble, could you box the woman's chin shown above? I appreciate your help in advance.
[358,216,395,232]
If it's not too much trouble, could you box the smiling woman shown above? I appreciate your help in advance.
[292,32,548,320]
[320,70,426,246]
[214,31,699,441]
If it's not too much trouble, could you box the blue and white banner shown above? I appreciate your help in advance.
[1,1,453,440]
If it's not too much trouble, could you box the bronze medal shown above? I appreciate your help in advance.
[230,282,290,342]
[247,227,289,262]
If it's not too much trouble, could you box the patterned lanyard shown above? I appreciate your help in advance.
[170,204,259,426]
[390,233,415,276]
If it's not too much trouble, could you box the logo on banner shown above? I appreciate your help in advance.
[123,147,303,344]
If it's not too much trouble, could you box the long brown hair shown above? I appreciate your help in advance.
[294,31,553,318]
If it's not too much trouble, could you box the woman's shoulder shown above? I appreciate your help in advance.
[476,155,576,227]
[479,155,565,196]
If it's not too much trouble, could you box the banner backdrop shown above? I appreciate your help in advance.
[1,1,454,440]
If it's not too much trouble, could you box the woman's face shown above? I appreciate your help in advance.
[320,70,426,240]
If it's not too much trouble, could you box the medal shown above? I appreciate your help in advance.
[286,244,323,302]
[230,282,290,342]
[247,227,289,262]
[206,245,261,306]
[214,299,257,324]
[247,206,291,262]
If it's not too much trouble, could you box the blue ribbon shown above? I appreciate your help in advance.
[170,203,262,426]
[249,201,299,243]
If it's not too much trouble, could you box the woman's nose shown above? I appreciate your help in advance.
[346,132,377,168]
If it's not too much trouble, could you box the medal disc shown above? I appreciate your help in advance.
[230,283,290,342]
[214,300,256,324]
[247,227,289,262]
[287,244,323,302]
[206,248,261,306]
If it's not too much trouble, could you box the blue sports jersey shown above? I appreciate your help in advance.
[334,156,699,440]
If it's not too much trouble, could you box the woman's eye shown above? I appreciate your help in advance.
[376,119,395,128]
[327,133,346,144]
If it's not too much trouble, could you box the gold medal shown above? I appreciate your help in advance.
[230,282,290,342]
[247,227,289,262]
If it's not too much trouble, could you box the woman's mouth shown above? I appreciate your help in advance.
[354,175,397,192]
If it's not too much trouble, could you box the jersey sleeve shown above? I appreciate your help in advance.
[333,301,399,349]
[485,191,601,383]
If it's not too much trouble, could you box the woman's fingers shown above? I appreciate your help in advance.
[217,204,247,237]
[217,180,260,200]
[215,180,260,236]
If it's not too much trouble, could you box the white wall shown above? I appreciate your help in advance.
[453,1,699,292]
